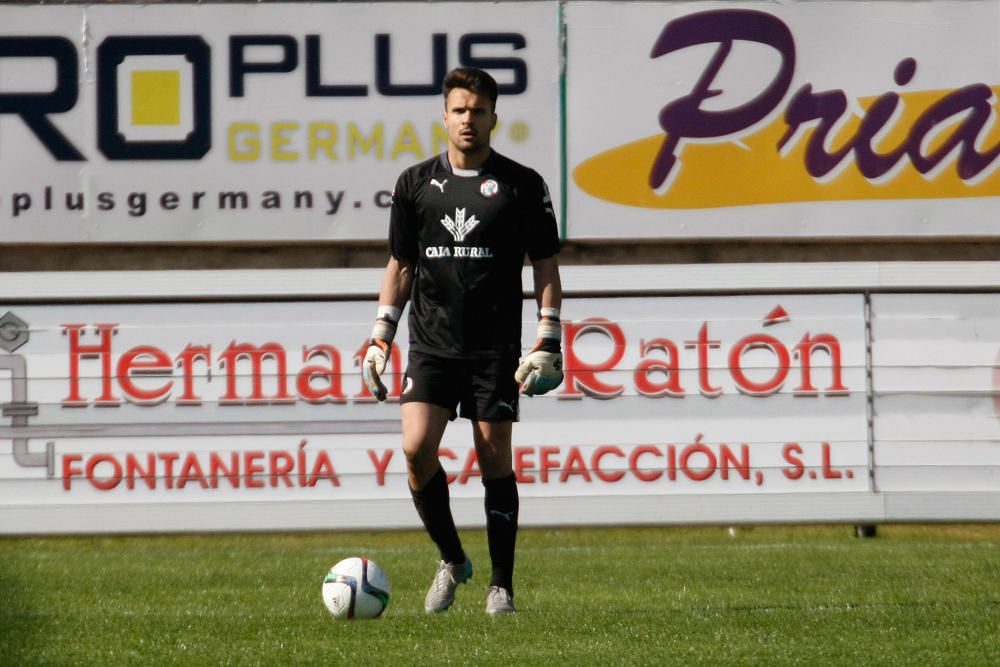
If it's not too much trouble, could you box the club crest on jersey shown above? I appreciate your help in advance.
[480,179,499,198]
[440,207,480,242]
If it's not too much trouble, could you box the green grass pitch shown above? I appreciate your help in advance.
[2,525,999,665]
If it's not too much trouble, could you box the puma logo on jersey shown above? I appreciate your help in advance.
[430,178,448,193]
[440,207,480,242]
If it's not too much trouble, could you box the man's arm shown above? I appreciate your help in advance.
[364,256,414,401]
[515,255,564,396]
[531,255,562,313]
[378,255,415,311]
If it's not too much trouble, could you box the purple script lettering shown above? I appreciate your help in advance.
[777,58,1000,181]
[649,9,795,189]
[652,10,1000,189]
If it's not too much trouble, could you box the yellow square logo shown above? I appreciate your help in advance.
[131,70,181,126]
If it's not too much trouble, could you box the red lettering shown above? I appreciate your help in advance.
[821,441,843,479]
[782,443,805,479]
[158,452,179,489]
[591,446,625,483]
[539,446,561,483]
[634,338,684,397]
[117,345,173,405]
[297,440,308,486]
[368,449,394,486]
[684,323,722,397]
[244,451,265,488]
[794,333,849,395]
[126,453,156,490]
[514,447,535,483]
[629,445,663,482]
[62,453,83,490]
[270,451,295,487]
[560,446,592,483]
[560,319,626,399]
[62,324,119,406]
[86,453,122,491]
[297,345,347,403]
[729,333,790,396]
[307,450,340,487]
[176,344,211,405]
[719,444,751,481]
[220,342,293,404]
[177,453,209,489]
[63,448,356,493]
[210,452,240,488]
[680,440,717,481]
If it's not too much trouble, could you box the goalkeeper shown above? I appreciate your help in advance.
[364,67,562,617]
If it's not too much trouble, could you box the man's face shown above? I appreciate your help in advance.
[443,88,496,155]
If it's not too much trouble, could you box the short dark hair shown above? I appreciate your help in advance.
[443,68,498,110]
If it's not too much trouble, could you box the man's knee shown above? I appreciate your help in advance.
[404,443,438,470]
[474,434,513,478]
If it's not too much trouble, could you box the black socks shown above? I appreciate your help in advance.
[483,473,519,594]
[411,467,519,593]
[410,465,466,565]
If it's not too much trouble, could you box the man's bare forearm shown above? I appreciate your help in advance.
[379,256,414,309]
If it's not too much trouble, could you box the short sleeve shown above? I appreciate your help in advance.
[525,174,560,261]
[388,171,419,263]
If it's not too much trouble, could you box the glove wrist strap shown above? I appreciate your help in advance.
[536,307,561,343]
[371,304,401,345]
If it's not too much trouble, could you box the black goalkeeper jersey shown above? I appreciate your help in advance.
[389,151,560,359]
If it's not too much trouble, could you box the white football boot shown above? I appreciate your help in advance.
[424,559,473,613]
[485,586,516,615]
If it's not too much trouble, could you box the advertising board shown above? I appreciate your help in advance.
[567,1,1000,239]
[0,3,559,242]
[0,294,868,532]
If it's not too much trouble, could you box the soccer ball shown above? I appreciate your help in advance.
[321,557,391,620]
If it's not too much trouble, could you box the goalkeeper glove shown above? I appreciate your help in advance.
[363,305,400,402]
[515,308,563,396]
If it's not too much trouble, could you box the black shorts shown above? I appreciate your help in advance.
[400,350,520,422]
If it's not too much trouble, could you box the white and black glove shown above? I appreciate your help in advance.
[363,305,400,402]
[515,308,564,396]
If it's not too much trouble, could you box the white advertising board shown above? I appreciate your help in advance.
[0,3,559,243]
[566,1,1000,239]
[0,294,868,533]
[871,294,1000,494]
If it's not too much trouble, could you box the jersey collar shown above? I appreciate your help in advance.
[439,150,497,176]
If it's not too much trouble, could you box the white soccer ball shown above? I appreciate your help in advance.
[322,557,391,620]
